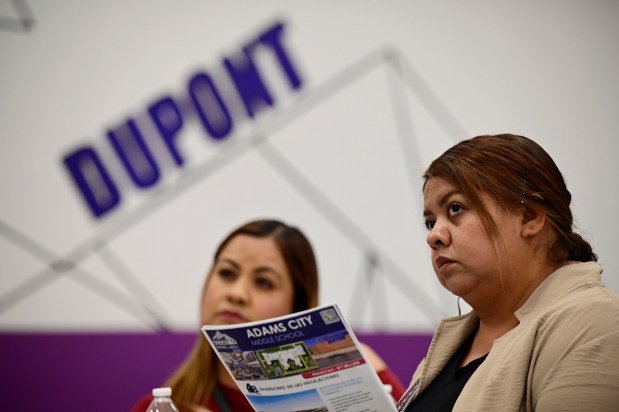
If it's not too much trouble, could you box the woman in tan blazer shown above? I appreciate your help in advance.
[397,134,619,411]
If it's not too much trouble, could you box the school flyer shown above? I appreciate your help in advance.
[201,304,398,412]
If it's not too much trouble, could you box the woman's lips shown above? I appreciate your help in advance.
[217,311,248,324]
[435,256,456,270]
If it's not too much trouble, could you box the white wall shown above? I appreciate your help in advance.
[1,0,617,333]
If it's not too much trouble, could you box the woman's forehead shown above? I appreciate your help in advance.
[218,235,286,267]
[424,177,460,199]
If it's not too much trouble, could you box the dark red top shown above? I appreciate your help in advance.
[132,369,405,412]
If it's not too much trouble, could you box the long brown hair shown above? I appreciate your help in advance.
[165,219,319,410]
[423,134,597,263]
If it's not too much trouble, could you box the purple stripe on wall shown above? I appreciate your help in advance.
[0,332,431,412]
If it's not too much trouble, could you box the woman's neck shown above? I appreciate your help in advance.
[473,260,569,333]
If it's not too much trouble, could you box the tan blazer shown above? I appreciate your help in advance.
[400,262,619,411]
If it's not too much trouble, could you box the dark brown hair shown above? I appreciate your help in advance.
[423,134,597,263]
[166,219,319,410]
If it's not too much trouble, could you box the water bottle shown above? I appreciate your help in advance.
[145,387,180,412]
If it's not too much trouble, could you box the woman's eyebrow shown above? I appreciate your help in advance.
[255,266,284,279]
[216,258,240,270]
[423,189,461,217]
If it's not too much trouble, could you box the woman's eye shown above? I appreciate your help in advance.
[217,268,236,280]
[255,277,275,290]
[448,203,463,216]
[424,220,435,230]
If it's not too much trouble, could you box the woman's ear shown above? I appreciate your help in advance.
[521,206,546,239]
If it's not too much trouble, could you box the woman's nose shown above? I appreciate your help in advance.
[226,276,250,304]
[426,220,451,249]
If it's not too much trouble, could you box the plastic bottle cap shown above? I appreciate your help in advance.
[152,387,172,397]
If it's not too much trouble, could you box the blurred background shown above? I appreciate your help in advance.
[1,1,618,410]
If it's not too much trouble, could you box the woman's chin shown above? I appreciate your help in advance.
[443,279,475,299]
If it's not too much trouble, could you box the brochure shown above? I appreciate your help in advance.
[201,304,398,412]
